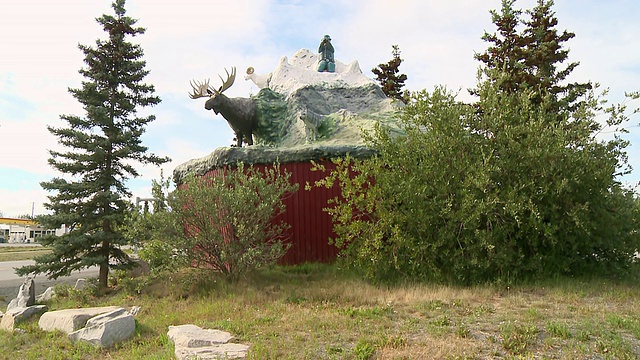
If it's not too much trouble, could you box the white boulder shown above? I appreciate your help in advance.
[168,324,249,359]
[38,306,121,334]
[6,277,35,312]
[74,278,89,290]
[0,305,48,331]
[68,308,135,347]
[36,286,56,302]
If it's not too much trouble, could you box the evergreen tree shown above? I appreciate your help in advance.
[473,0,527,95]
[16,0,169,291]
[473,0,591,113]
[372,45,409,104]
[523,0,591,111]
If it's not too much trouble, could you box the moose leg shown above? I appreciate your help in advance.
[236,132,243,147]
[246,133,254,146]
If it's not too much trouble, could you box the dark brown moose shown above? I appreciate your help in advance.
[189,67,258,147]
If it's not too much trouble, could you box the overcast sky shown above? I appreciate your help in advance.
[1,0,639,217]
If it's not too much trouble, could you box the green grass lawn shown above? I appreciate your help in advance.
[0,246,51,262]
[3,263,640,359]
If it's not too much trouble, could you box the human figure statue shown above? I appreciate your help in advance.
[317,34,335,72]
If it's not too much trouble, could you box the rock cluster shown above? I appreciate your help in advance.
[66,307,137,348]
[0,277,45,331]
[1,305,48,331]
[38,306,122,333]
[1,277,139,348]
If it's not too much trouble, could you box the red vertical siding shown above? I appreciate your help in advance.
[264,160,341,265]
[202,160,341,265]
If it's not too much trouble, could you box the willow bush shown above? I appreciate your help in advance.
[315,82,639,284]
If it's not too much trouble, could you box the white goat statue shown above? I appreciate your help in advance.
[298,107,325,143]
[244,66,272,89]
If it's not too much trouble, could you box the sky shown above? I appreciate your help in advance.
[0,0,639,218]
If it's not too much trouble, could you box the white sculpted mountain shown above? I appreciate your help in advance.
[246,48,378,97]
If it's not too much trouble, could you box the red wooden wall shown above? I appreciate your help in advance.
[204,160,341,265]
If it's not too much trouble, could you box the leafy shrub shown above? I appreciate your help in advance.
[168,163,298,280]
[138,238,185,274]
[314,83,640,284]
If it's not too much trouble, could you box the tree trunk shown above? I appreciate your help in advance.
[99,238,109,292]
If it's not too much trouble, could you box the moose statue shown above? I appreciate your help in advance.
[189,67,258,147]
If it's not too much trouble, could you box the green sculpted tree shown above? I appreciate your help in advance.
[16,0,168,292]
[372,45,409,104]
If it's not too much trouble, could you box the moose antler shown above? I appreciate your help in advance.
[216,67,236,94]
[188,79,214,99]
[189,67,237,99]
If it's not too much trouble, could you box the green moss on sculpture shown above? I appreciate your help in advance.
[252,88,291,146]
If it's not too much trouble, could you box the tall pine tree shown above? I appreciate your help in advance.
[522,0,591,112]
[473,0,528,95]
[473,0,591,114]
[16,0,169,291]
[372,45,409,104]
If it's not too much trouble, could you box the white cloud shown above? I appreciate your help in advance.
[1,0,639,217]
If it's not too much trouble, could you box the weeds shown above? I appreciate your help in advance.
[3,264,640,359]
[500,322,539,355]
[546,321,571,339]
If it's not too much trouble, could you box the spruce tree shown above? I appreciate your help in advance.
[473,0,591,114]
[523,0,591,112]
[16,0,169,291]
[473,0,527,95]
[372,45,409,104]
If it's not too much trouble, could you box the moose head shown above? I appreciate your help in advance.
[190,67,258,147]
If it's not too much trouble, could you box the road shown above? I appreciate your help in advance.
[0,243,42,248]
[0,260,99,309]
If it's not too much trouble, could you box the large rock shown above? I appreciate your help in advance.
[74,278,89,291]
[6,277,36,312]
[0,305,47,331]
[68,308,135,347]
[168,324,234,347]
[168,324,249,360]
[36,287,56,302]
[39,306,121,334]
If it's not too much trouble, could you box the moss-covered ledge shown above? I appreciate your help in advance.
[173,144,377,185]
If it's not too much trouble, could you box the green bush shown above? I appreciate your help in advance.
[315,83,639,284]
[167,163,298,280]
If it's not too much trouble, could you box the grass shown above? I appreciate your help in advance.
[0,246,51,262]
[3,263,640,359]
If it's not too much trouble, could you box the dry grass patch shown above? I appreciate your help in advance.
[0,246,51,262]
[4,264,640,359]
